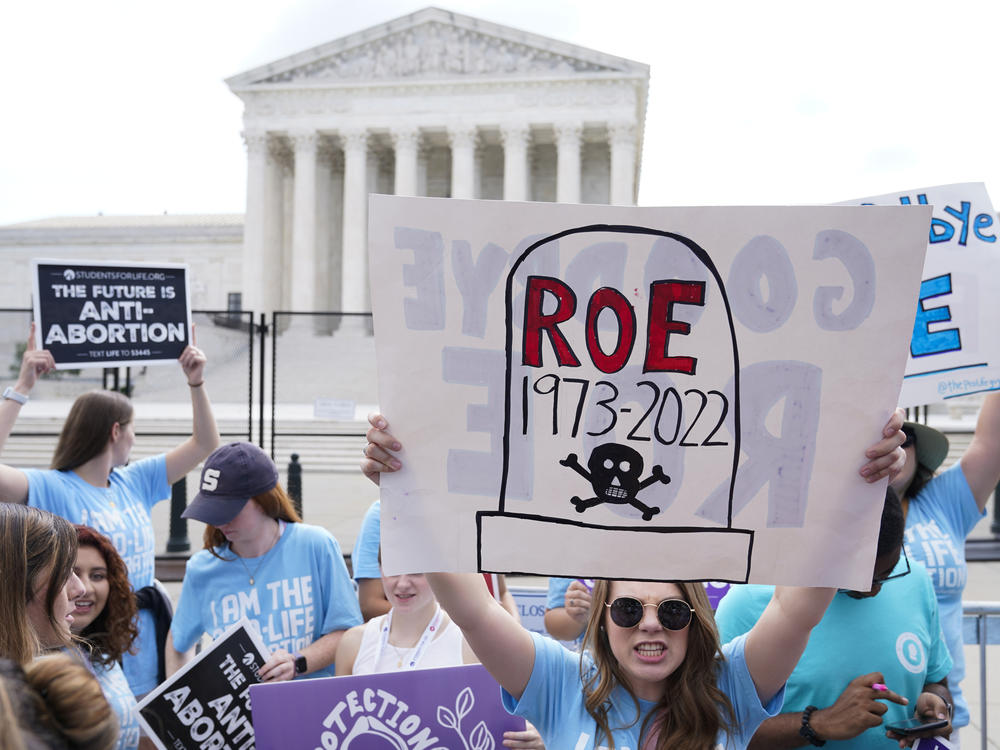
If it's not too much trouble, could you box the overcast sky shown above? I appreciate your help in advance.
[2,0,997,225]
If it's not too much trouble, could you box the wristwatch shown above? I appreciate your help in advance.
[293,651,307,675]
[2,387,28,405]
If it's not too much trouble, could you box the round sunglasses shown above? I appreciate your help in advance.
[605,597,694,630]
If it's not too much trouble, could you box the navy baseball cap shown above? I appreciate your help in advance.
[182,442,279,527]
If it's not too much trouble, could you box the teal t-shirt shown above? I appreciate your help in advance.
[716,563,952,750]
[904,462,985,728]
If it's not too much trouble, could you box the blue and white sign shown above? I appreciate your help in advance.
[843,183,1000,406]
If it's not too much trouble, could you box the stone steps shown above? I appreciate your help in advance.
[4,418,368,473]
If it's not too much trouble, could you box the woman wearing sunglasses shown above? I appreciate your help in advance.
[361,411,906,750]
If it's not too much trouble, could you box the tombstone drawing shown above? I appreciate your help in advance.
[477,225,755,582]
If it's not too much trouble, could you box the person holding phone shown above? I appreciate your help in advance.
[716,489,953,749]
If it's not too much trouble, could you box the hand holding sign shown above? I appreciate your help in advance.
[14,323,56,393]
[363,413,403,485]
[178,325,206,386]
[364,413,905,490]
[563,580,593,626]
[258,647,297,683]
[862,408,907,483]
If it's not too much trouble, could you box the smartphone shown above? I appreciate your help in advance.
[884,717,949,736]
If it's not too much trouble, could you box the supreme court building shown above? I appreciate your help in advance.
[0,8,649,318]
[230,7,649,317]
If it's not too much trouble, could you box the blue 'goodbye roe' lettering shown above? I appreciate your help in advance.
[911,274,961,357]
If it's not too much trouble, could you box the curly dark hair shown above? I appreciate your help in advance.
[73,526,138,667]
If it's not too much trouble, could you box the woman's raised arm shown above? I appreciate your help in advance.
[164,332,220,484]
[0,325,54,503]
[362,414,536,699]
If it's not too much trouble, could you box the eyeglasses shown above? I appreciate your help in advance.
[873,546,911,587]
[605,597,694,630]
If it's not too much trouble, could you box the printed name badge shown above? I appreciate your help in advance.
[477,226,753,581]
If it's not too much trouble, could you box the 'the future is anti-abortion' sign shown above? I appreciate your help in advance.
[137,620,266,750]
[250,664,523,750]
[32,259,191,368]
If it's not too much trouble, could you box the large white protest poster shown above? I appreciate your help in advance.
[370,197,930,588]
[841,183,1000,406]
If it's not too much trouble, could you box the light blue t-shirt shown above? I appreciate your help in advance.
[502,631,780,750]
[171,522,362,679]
[25,456,169,695]
[716,564,953,750]
[352,499,381,580]
[904,462,985,729]
[546,577,574,611]
[94,660,141,750]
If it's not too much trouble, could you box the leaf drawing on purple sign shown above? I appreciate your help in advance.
[560,443,670,521]
[437,686,494,750]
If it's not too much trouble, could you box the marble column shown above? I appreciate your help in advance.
[315,142,336,331]
[609,122,637,206]
[241,131,269,315]
[264,142,288,315]
[340,130,369,316]
[500,123,530,201]
[290,131,319,311]
[449,125,477,199]
[392,126,420,196]
[555,122,582,204]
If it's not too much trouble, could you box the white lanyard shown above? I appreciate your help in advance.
[373,606,443,670]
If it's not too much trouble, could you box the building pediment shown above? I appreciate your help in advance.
[227,7,647,90]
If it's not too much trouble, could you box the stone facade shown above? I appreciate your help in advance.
[228,7,649,315]
[0,215,243,310]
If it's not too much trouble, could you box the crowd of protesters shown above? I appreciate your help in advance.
[2,331,997,750]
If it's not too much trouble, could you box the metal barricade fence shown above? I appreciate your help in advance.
[1,307,255,558]
[964,601,1000,750]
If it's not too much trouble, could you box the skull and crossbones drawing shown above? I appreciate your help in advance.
[559,443,670,521]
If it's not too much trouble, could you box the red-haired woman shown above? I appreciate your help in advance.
[167,442,362,681]
[72,525,147,750]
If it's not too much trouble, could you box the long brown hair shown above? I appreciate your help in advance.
[0,505,78,662]
[74,526,138,667]
[203,483,302,559]
[581,580,735,750]
[51,390,133,472]
[0,654,119,750]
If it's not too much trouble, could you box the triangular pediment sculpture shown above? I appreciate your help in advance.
[227,7,647,89]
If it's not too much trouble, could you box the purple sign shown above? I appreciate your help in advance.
[703,581,731,610]
[250,664,523,750]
